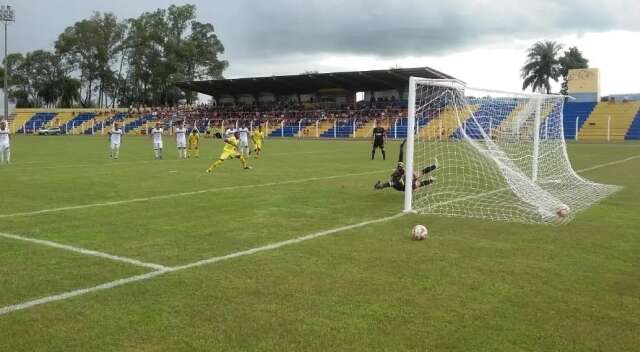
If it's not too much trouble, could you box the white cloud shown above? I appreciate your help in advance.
[226,31,640,96]
[9,1,640,96]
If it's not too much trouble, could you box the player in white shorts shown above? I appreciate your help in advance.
[150,123,164,159]
[108,122,123,159]
[0,120,11,165]
[175,121,187,159]
[238,125,250,156]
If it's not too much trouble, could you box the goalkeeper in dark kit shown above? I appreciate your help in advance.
[374,140,437,192]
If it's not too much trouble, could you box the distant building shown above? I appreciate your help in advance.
[606,94,640,102]
[567,68,600,103]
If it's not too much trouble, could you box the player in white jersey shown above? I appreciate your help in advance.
[238,125,250,156]
[150,123,164,159]
[175,121,188,159]
[0,120,11,165]
[225,127,237,138]
[108,123,123,159]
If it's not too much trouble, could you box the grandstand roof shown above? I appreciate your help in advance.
[175,67,455,97]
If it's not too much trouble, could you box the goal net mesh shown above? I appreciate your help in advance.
[409,79,620,224]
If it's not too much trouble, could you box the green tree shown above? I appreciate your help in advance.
[4,53,34,106]
[122,9,169,105]
[121,4,227,106]
[2,4,226,108]
[521,41,562,94]
[29,50,69,107]
[59,77,82,107]
[0,60,33,107]
[3,50,79,108]
[558,47,589,95]
[55,12,125,107]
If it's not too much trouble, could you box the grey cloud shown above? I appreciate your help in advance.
[9,0,640,63]
[217,0,638,59]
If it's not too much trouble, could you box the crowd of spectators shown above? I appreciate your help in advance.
[123,99,409,132]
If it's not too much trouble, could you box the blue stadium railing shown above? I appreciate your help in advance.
[268,121,313,137]
[320,120,359,138]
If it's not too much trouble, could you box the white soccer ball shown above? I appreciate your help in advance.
[557,205,570,218]
[411,225,428,241]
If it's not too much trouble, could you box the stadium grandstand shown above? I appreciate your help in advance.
[176,67,453,138]
[6,67,640,141]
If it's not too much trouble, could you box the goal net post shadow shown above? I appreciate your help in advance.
[404,77,620,224]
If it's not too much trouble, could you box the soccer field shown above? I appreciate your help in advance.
[1,136,639,351]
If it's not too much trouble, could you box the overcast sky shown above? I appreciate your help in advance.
[9,0,640,95]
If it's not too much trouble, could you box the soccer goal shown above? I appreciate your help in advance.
[404,77,620,224]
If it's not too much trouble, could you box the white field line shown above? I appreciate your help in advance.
[0,156,635,316]
[576,154,640,173]
[0,169,389,219]
[7,159,157,171]
[0,270,169,316]
[6,150,333,171]
[0,213,405,316]
[1,154,635,220]
[172,213,405,271]
[0,232,169,271]
[421,156,636,211]
[11,161,51,165]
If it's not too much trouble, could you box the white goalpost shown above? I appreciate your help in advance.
[404,77,620,224]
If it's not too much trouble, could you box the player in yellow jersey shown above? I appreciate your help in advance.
[206,131,251,173]
[251,126,264,158]
[188,129,200,158]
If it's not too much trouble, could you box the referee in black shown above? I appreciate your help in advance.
[371,121,386,160]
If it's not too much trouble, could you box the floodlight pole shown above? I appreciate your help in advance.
[0,5,15,122]
[3,20,6,121]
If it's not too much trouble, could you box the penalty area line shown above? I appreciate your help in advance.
[0,232,170,271]
[171,213,406,271]
[0,270,169,316]
[0,213,405,316]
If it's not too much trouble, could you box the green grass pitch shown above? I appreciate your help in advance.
[0,135,638,351]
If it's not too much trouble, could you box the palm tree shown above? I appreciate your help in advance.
[559,47,589,95]
[521,41,562,94]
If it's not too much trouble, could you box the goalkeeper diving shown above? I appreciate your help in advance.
[374,140,437,191]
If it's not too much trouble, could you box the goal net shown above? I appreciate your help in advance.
[404,78,620,224]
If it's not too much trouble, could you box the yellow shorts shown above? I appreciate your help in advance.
[255,142,262,149]
[219,150,240,160]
